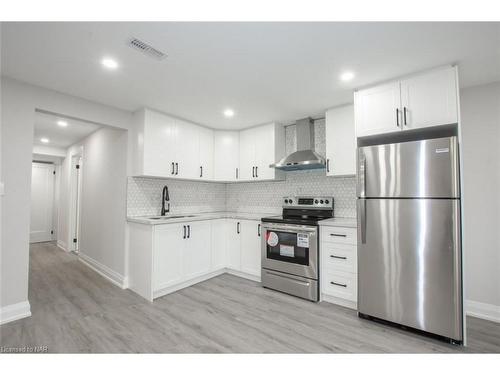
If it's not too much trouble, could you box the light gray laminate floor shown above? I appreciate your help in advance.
[1,242,499,353]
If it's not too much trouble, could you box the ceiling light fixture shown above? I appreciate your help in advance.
[223,108,235,118]
[101,57,119,70]
[40,138,50,143]
[340,71,355,82]
[57,120,68,127]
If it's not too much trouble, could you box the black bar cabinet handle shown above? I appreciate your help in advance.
[252,166,255,178]
[183,225,186,239]
[403,106,407,125]
[236,168,239,179]
[175,162,179,175]
[255,166,258,178]
[330,281,347,288]
[187,225,191,239]
[326,159,330,173]
[171,162,175,175]
[330,255,347,260]
[200,166,203,178]
[396,108,400,127]
[237,222,240,234]
[330,233,347,237]
[258,224,261,237]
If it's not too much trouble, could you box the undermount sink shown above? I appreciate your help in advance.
[148,215,196,220]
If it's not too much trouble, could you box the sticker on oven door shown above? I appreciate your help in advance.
[297,233,309,248]
[267,231,279,247]
[279,244,295,257]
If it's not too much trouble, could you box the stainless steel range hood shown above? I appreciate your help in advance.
[270,117,326,171]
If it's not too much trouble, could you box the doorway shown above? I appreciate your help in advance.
[69,153,83,253]
[30,162,56,243]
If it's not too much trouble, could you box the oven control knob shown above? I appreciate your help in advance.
[320,200,324,204]
[289,199,293,204]
[325,199,329,204]
[284,199,289,204]
[314,199,319,204]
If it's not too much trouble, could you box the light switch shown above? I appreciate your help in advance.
[0,182,4,196]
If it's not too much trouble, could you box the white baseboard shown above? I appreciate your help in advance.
[0,301,31,325]
[56,240,68,252]
[225,268,261,282]
[321,294,357,310]
[153,269,225,300]
[466,300,500,323]
[79,253,127,289]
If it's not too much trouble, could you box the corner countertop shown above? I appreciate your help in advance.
[127,211,276,225]
[318,217,357,228]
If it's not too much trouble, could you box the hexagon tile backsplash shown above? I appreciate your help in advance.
[127,119,357,218]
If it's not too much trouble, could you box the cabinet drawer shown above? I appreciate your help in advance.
[321,243,357,273]
[322,270,357,302]
[321,226,357,245]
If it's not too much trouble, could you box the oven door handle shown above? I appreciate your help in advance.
[265,270,311,286]
[261,225,317,234]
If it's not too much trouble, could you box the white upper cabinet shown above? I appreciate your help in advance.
[198,126,214,180]
[400,67,458,130]
[238,123,285,181]
[354,81,401,137]
[176,119,201,180]
[354,66,459,138]
[325,105,356,177]
[214,131,240,181]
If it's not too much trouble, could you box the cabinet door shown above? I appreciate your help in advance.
[211,219,227,270]
[214,131,240,181]
[354,81,401,137]
[143,110,178,177]
[153,224,184,290]
[176,120,200,179]
[238,128,256,181]
[198,126,214,180]
[400,67,458,130]
[182,221,212,279]
[254,123,276,180]
[240,220,261,277]
[325,105,356,176]
[226,220,241,270]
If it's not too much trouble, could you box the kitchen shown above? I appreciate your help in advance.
[1,18,500,365]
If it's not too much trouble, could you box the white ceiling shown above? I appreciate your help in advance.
[33,111,101,148]
[2,22,500,130]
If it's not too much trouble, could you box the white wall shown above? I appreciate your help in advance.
[58,127,128,283]
[461,81,500,320]
[0,77,132,322]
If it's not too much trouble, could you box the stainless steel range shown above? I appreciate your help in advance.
[261,196,334,301]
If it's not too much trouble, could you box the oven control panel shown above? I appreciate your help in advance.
[283,196,333,209]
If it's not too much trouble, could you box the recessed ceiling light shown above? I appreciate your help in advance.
[340,71,355,82]
[101,57,119,70]
[40,138,50,144]
[223,108,235,118]
[57,120,68,127]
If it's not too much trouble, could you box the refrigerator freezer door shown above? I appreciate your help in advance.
[357,137,459,198]
[357,198,463,341]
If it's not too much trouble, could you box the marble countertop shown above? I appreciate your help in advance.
[127,211,276,225]
[318,217,357,228]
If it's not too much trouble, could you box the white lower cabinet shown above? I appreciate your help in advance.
[128,218,262,302]
[320,225,358,309]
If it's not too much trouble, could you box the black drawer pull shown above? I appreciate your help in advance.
[330,281,347,288]
[330,255,347,260]
[330,233,347,237]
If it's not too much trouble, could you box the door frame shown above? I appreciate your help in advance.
[30,161,56,243]
[69,151,83,253]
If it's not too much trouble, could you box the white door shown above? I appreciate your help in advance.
[182,221,212,279]
[198,126,214,180]
[153,224,184,290]
[238,128,256,181]
[226,220,241,270]
[240,220,261,276]
[211,219,227,270]
[30,162,55,243]
[354,81,401,137]
[254,124,275,180]
[214,131,239,181]
[176,120,200,179]
[325,105,356,177]
[143,110,178,177]
[400,67,458,130]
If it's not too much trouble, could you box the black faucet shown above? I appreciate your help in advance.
[161,185,170,216]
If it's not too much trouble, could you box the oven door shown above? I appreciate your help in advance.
[261,222,318,280]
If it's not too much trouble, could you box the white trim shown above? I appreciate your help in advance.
[56,240,68,252]
[153,269,225,300]
[466,300,500,323]
[0,301,31,325]
[78,252,127,289]
[225,268,261,282]
[321,294,357,310]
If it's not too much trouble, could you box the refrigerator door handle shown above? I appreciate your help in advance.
[358,152,366,198]
[358,199,367,244]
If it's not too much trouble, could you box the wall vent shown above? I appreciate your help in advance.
[127,38,167,61]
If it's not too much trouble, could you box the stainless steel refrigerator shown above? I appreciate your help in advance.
[357,136,463,342]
